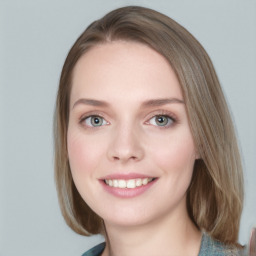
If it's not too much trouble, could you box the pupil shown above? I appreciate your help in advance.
[156,116,167,126]
[158,117,164,123]
[92,117,101,126]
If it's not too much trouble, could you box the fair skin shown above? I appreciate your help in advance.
[68,41,201,256]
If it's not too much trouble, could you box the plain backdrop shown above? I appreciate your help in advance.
[1,0,256,255]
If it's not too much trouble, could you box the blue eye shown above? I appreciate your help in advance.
[84,116,107,127]
[148,115,174,127]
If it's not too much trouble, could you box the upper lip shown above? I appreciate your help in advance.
[100,173,156,180]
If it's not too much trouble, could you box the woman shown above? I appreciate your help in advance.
[54,6,244,256]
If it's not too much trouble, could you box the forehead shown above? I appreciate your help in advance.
[70,41,183,105]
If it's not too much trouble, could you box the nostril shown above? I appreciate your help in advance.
[107,141,144,162]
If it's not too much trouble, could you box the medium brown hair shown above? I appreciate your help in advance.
[54,6,243,244]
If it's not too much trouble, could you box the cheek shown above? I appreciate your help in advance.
[67,131,103,177]
[67,131,105,211]
[152,134,196,203]
[149,131,196,175]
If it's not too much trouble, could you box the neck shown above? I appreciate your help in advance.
[102,206,202,256]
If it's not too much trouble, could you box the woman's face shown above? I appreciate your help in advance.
[67,41,197,227]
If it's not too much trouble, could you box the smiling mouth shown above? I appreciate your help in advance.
[104,178,156,189]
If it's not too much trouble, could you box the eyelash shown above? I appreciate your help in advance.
[79,112,108,128]
[146,111,177,128]
[79,111,177,128]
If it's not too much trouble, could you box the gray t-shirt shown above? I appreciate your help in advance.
[82,232,241,256]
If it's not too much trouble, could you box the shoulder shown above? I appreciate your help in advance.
[82,234,241,256]
[82,242,106,256]
[198,232,240,256]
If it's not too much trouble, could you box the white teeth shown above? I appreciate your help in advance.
[105,178,154,189]
[113,180,118,187]
[142,178,148,185]
[135,179,142,186]
[118,180,126,188]
[127,179,136,188]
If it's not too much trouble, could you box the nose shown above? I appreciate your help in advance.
[107,124,144,164]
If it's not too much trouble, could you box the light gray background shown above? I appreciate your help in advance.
[1,0,256,255]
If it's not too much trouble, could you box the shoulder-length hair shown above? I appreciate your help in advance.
[54,6,243,245]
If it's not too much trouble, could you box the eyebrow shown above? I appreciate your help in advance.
[141,98,184,107]
[72,97,184,109]
[73,98,109,109]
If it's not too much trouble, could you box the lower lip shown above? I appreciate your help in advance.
[100,179,157,198]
